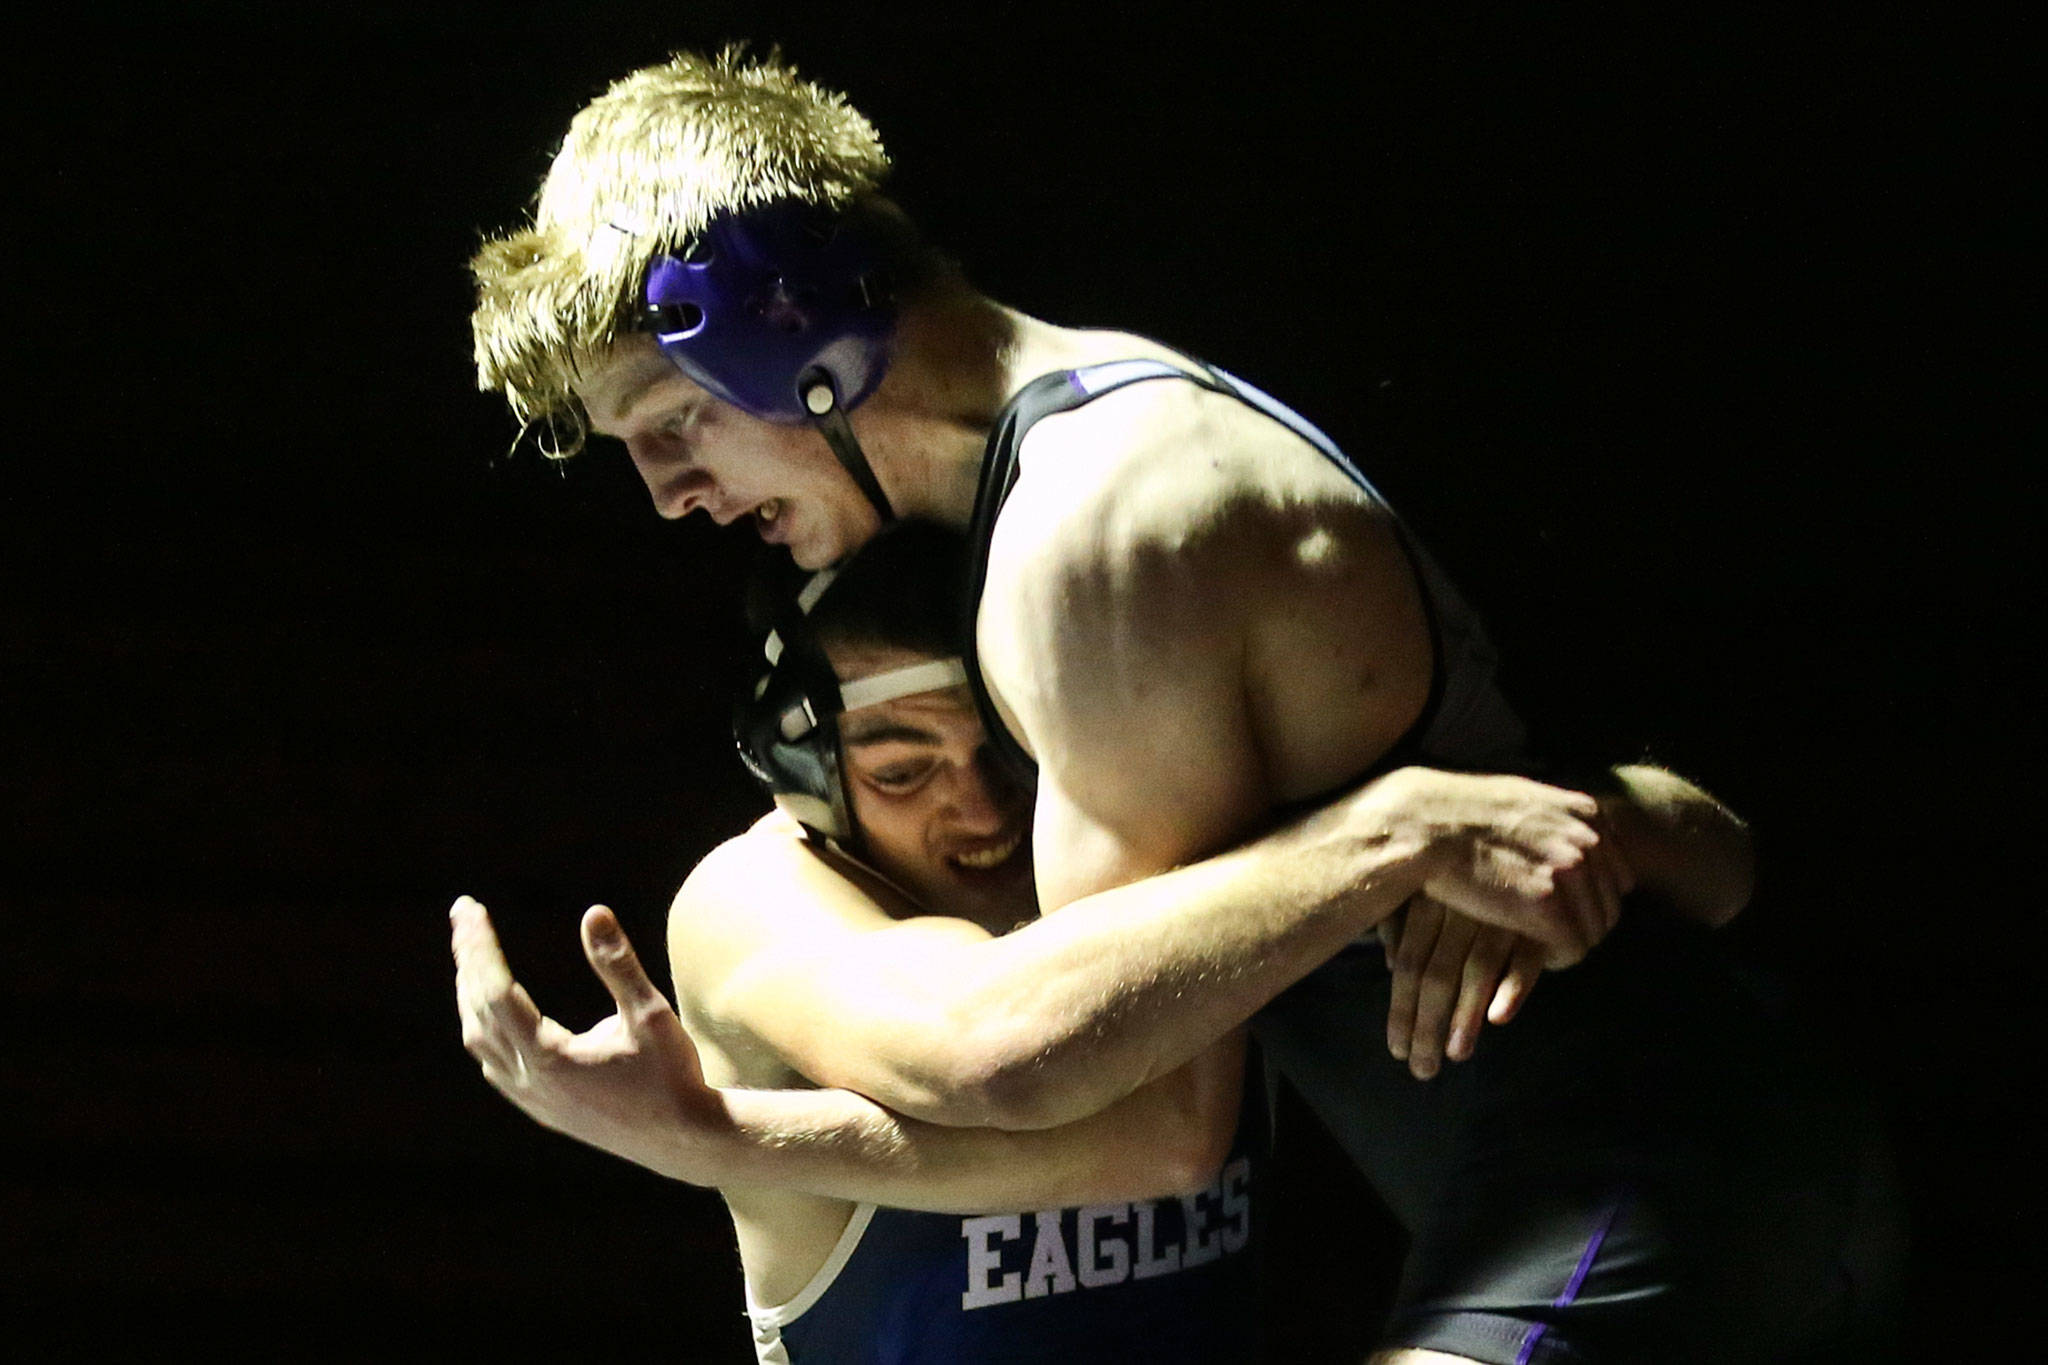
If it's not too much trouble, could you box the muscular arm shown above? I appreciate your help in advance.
[454,895,1238,1213]
[706,1034,1244,1214]
[1381,761,1755,1078]
[683,758,1598,1133]
[674,794,1420,1129]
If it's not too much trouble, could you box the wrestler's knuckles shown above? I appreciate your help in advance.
[1389,769,1603,954]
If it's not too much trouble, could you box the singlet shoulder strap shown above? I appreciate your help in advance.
[967,360,1225,537]
[962,361,1218,780]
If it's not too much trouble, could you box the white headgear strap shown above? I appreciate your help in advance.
[836,657,969,715]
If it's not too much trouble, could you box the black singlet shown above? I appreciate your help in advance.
[956,355,1902,1363]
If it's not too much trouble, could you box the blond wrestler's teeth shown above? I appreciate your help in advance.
[757,499,781,523]
[952,831,1023,870]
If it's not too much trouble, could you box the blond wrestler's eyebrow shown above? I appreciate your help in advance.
[594,359,678,428]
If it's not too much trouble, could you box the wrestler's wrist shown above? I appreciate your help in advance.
[1333,766,1454,892]
[642,1089,746,1188]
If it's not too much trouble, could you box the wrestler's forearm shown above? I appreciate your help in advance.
[698,1037,1242,1212]
[919,778,1436,1129]
[1600,764,1754,928]
[713,767,1596,1132]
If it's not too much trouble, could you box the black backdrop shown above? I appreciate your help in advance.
[9,5,2033,1359]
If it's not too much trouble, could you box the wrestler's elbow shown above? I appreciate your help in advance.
[923,991,1178,1132]
[1606,763,1757,930]
[1660,803,1756,929]
[949,1041,1077,1132]
[1698,828,1756,928]
[857,1005,1059,1130]
[936,1010,1125,1131]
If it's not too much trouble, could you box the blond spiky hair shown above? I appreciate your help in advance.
[469,47,892,445]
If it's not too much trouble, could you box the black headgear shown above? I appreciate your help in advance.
[733,565,967,849]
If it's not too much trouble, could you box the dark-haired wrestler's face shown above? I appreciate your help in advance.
[829,642,1035,932]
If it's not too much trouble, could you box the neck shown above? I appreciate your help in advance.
[851,290,1089,528]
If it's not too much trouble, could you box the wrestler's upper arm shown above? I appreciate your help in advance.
[667,821,1030,1123]
[983,382,1435,906]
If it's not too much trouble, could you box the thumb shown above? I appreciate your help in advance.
[581,906,666,1017]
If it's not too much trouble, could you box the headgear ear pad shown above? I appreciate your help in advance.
[733,604,857,843]
[644,200,896,423]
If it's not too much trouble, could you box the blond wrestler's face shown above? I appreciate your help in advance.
[579,335,884,570]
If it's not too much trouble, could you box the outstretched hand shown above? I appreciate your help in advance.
[450,895,730,1184]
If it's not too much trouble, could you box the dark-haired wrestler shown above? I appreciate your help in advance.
[457,524,1783,1362]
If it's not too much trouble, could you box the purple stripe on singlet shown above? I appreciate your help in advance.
[1512,1186,1631,1365]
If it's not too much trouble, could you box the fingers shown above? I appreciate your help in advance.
[580,905,670,1022]
[1447,926,1514,1063]
[1522,784,1605,956]
[1549,819,1636,966]
[1587,827,1632,929]
[1553,782,1602,823]
[1393,898,1501,1081]
[1405,910,1473,1080]
[1489,938,1547,1024]
[451,894,546,1075]
[1594,801,1638,898]
[1379,905,1406,972]
[450,895,514,997]
[1548,860,1600,968]
[1561,793,1634,947]
[1396,905,1525,1079]
[1385,896,1444,1064]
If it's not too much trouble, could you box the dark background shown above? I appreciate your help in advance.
[8,4,2033,1359]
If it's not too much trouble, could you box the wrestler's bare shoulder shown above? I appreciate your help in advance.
[979,330,1433,810]
[675,812,911,927]
[666,813,921,1036]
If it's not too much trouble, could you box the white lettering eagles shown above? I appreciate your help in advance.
[959,1157,1253,1310]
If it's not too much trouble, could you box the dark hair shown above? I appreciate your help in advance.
[730,519,976,848]
[807,519,970,662]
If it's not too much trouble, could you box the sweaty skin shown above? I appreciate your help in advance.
[465,55,1790,1358]
[573,314,1632,1132]
[462,646,1253,1311]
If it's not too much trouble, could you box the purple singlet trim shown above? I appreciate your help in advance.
[1065,370,1090,396]
[1512,1185,1630,1365]
[1556,1186,1628,1307]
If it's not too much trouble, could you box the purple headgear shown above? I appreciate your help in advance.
[643,202,898,519]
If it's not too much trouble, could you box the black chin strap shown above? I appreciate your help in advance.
[802,373,894,523]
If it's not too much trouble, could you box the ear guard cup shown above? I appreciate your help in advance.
[644,201,896,423]
[734,571,858,844]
